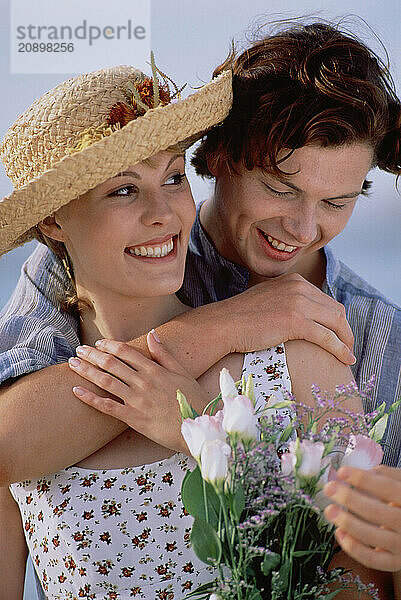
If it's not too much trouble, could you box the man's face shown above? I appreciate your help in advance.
[210,144,374,282]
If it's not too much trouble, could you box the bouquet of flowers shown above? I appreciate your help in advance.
[177,370,399,600]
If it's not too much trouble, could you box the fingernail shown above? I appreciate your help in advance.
[325,504,341,520]
[335,528,346,542]
[337,466,354,481]
[95,339,105,347]
[75,346,87,356]
[150,328,161,343]
[69,357,81,367]
[324,481,338,497]
[349,352,356,364]
[73,386,85,396]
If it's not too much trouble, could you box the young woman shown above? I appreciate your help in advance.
[0,59,384,599]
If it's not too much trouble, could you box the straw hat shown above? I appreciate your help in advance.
[0,62,232,257]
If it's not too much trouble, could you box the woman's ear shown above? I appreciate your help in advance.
[37,214,66,242]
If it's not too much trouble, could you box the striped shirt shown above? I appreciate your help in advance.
[1,205,400,466]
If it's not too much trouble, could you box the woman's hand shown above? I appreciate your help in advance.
[68,331,210,454]
[323,464,401,572]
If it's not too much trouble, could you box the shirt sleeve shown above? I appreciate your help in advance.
[0,244,80,385]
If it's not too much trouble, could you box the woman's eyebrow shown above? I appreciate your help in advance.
[112,154,182,180]
[112,169,140,180]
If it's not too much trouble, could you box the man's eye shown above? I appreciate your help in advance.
[324,201,348,210]
[165,173,186,186]
[263,183,292,197]
[109,185,137,197]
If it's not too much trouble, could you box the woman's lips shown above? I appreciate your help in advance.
[124,235,178,262]
[257,229,302,262]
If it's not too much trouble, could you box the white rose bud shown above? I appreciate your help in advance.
[200,439,231,490]
[297,440,325,479]
[181,414,227,461]
[219,368,237,403]
[222,394,259,444]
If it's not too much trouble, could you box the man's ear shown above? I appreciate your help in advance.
[206,155,218,178]
[37,214,66,242]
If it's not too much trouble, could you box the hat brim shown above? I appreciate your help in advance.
[0,70,232,257]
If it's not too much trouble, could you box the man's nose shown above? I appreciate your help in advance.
[282,207,318,245]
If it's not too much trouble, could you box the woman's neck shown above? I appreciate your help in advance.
[77,286,188,346]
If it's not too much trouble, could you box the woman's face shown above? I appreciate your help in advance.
[210,143,374,282]
[51,151,195,301]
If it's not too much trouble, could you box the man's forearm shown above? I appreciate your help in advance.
[0,301,233,485]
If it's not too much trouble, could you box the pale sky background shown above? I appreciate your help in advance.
[0,1,399,596]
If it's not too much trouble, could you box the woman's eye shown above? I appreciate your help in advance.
[164,173,187,186]
[108,185,137,197]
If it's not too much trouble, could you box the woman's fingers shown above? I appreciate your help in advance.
[68,356,131,399]
[94,339,156,371]
[146,329,190,376]
[72,386,130,421]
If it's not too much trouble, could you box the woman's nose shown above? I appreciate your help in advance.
[140,193,174,227]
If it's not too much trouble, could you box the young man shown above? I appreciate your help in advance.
[0,21,400,581]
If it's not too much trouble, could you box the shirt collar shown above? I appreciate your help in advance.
[323,244,341,298]
[193,202,249,288]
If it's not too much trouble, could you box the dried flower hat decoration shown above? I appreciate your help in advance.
[69,52,186,155]
[0,54,232,257]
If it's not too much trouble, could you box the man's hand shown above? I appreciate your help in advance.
[323,465,401,572]
[68,332,211,455]
[226,273,355,365]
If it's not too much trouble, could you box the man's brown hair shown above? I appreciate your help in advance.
[192,22,401,180]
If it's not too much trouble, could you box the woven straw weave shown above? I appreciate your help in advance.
[0,66,232,256]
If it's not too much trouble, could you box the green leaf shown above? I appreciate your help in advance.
[279,422,294,443]
[369,414,388,442]
[232,484,246,521]
[177,390,198,420]
[266,400,294,409]
[278,560,290,590]
[181,466,221,528]
[191,518,222,565]
[261,551,281,575]
[247,588,263,600]
[388,399,401,415]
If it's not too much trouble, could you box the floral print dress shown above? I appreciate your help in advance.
[10,345,293,600]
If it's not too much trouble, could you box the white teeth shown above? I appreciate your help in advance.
[266,235,296,253]
[126,238,175,258]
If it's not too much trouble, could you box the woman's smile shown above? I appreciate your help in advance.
[124,234,178,260]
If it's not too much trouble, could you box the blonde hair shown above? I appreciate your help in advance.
[33,228,93,318]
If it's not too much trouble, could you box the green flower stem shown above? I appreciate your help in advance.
[218,492,238,580]
[202,477,209,523]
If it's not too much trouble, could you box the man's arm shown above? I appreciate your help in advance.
[0,487,28,600]
[0,274,354,485]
